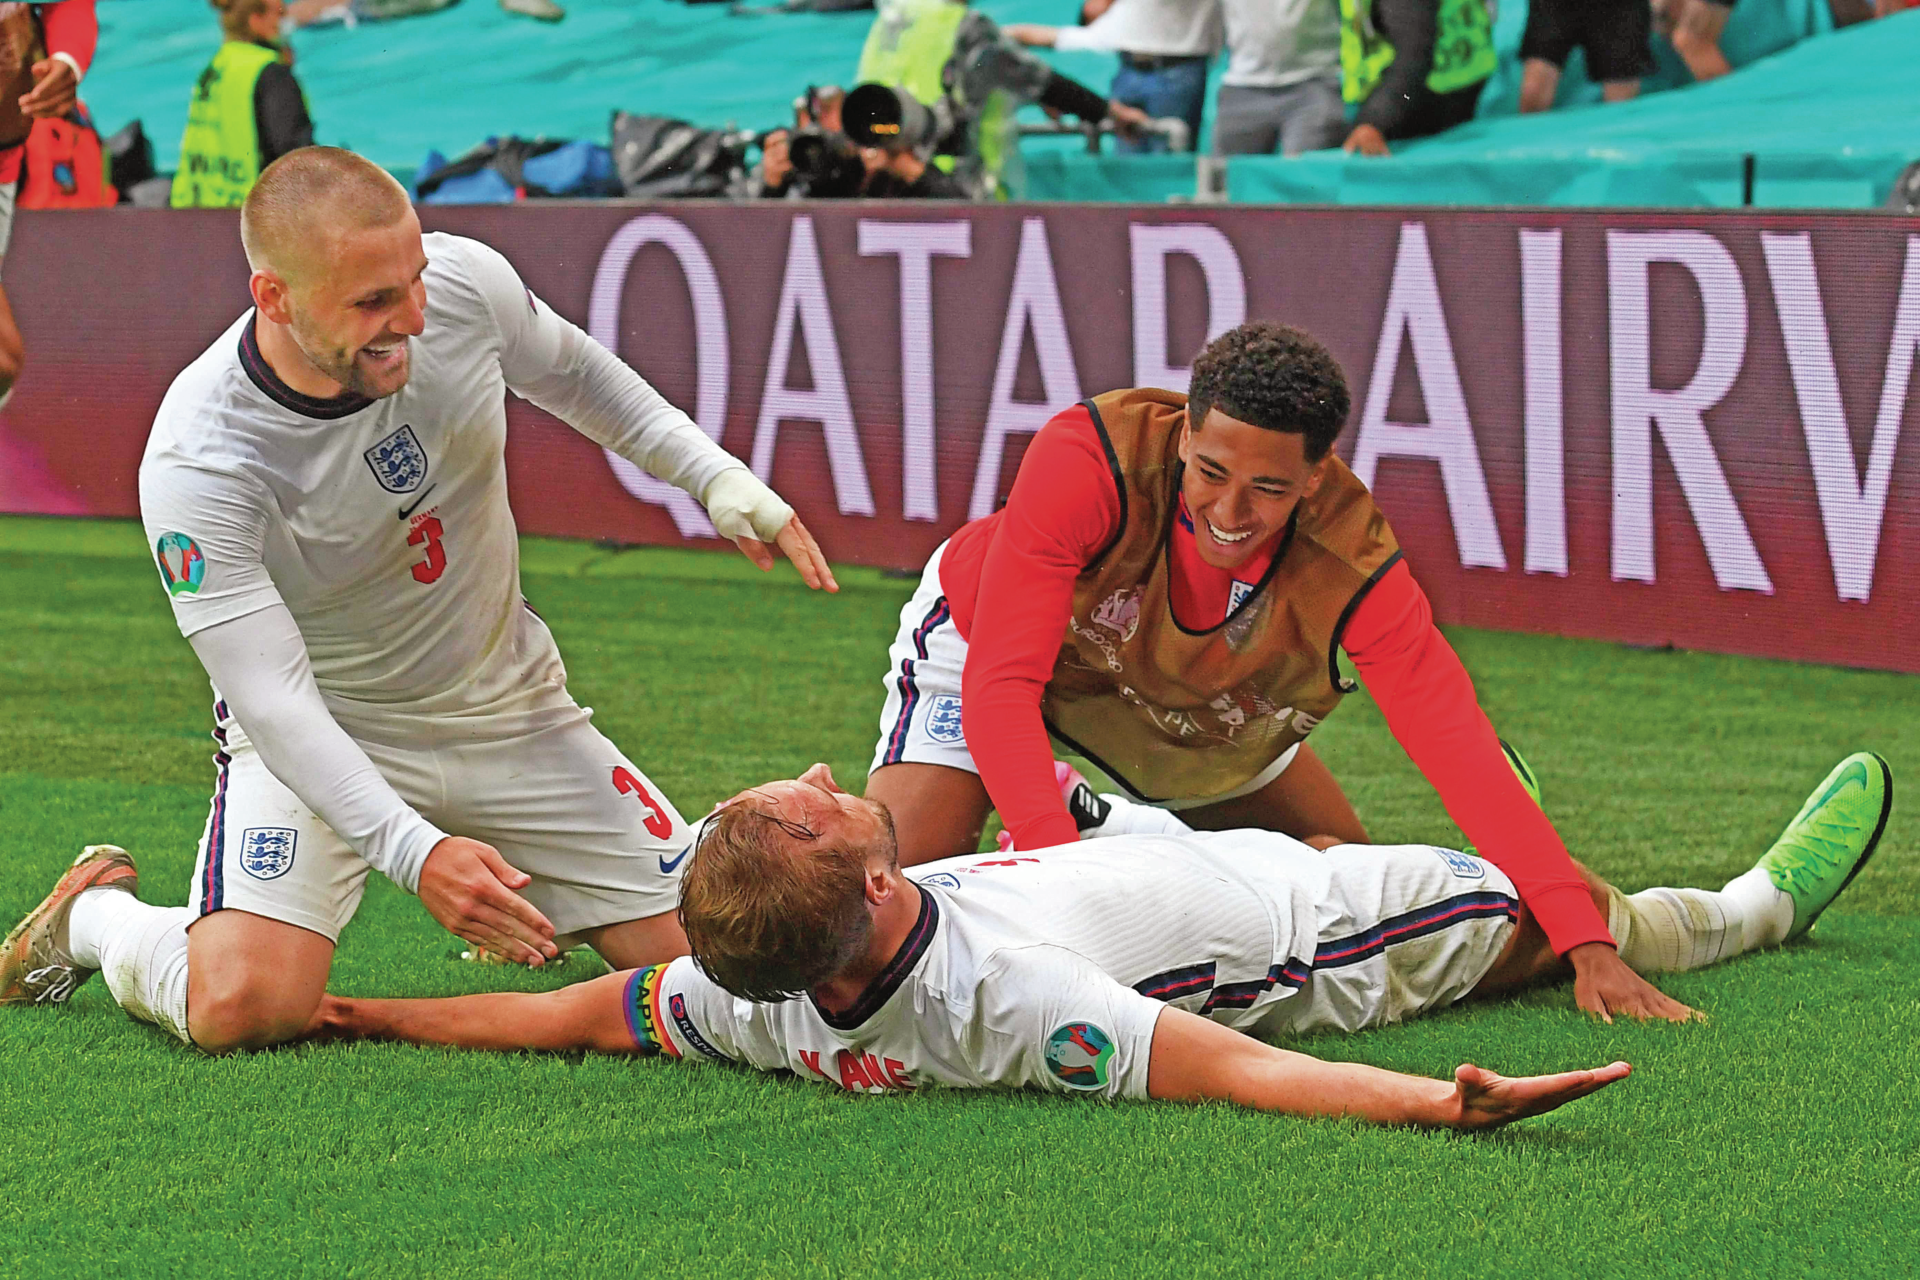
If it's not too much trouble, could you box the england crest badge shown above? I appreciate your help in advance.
[925,694,966,744]
[363,424,429,493]
[239,827,298,880]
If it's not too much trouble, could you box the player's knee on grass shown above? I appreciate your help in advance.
[578,910,688,971]
[185,913,333,1054]
[188,970,326,1054]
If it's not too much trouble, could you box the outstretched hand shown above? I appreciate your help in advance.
[732,513,839,593]
[1446,1060,1632,1130]
[417,836,559,967]
[1569,942,1699,1024]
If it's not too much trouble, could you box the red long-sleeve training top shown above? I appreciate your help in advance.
[937,405,1611,956]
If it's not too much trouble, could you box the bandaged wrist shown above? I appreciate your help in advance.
[701,468,794,542]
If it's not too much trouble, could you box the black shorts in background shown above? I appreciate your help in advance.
[1520,0,1656,82]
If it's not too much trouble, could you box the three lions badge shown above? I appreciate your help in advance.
[238,827,298,880]
[363,424,429,494]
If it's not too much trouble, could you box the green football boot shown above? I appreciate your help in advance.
[1757,752,1893,940]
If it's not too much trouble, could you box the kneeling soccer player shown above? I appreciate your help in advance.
[0,147,836,1053]
[301,753,1888,1129]
[865,321,1681,1023]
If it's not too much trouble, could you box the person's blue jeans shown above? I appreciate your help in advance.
[1109,56,1209,154]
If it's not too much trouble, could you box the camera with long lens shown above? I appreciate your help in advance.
[782,127,866,198]
[842,82,953,154]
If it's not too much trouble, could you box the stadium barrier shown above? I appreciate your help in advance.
[5,204,1915,672]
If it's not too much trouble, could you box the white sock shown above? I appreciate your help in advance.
[67,886,142,969]
[1719,866,1796,951]
[1084,794,1195,839]
[73,891,194,1045]
[1604,872,1794,973]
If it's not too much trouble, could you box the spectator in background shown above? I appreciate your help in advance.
[757,86,968,198]
[0,0,99,406]
[1005,0,1220,154]
[1654,0,1733,81]
[1210,0,1344,157]
[1519,0,1654,110]
[856,0,1148,198]
[171,0,314,208]
[1339,0,1495,157]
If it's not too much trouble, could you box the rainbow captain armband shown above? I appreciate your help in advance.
[622,964,679,1058]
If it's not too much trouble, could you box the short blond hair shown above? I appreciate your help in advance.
[211,0,274,41]
[678,801,875,1002]
[240,147,411,280]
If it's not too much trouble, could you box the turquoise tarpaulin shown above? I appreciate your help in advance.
[82,0,1915,208]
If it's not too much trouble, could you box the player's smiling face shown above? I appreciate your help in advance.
[284,211,429,401]
[1177,408,1327,572]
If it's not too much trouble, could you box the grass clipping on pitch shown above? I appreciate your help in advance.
[0,516,1914,1278]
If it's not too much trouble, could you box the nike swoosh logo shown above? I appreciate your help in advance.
[397,484,437,520]
[1806,759,1871,818]
[658,843,692,874]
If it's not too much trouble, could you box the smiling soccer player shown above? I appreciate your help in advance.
[0,147,835,1054]
[866,321,1690,1022]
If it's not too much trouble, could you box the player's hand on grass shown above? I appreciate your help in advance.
[1444,1060,1632,1130]
[418,836,559,966]
[1569,941,1699,1023]
[19,57,78,119]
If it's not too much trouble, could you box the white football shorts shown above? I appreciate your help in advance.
[1247,840,1521,1038]
[870,540,1298,808]
[187,699,691,943]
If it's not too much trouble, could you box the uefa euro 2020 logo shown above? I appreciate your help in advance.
[1045,1022,1115,1090]
[154,532,206,597]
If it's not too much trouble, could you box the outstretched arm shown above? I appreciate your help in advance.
[460,237,836,592]
[311,969,642,1055]
[1146,1007,1630,1129]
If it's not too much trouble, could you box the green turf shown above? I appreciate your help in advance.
[1,514,1915,1277]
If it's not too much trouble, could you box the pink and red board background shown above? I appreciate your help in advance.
[5,204,1915,671]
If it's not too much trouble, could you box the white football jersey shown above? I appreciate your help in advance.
[139,232,735,735]
[625,831,1332,1099]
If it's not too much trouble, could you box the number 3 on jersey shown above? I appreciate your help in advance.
[408,516,447,584]
[613,766,676,840]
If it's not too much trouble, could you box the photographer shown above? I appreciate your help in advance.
[756,85,968,199]
[856,0,1148,198]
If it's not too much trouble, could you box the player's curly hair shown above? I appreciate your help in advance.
[679,800,881,1003]
[1185,322,1351,462]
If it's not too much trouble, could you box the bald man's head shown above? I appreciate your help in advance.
[241,148,428,402]
[241,147,412,285]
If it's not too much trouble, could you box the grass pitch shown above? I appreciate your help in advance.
[1,514,1915,1278]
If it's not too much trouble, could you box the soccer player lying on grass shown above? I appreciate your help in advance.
[301,753,1889,1129]
[864,321,1685,1024]
[0,146,835,1053]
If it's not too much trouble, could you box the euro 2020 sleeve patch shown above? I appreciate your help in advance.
[154,532,207,596]
[1045,1022,1116,1090]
